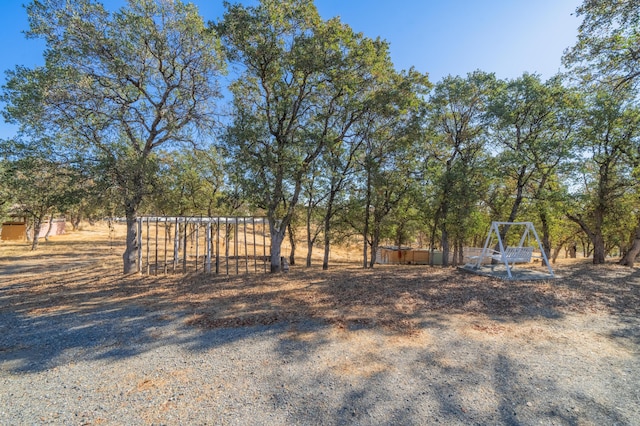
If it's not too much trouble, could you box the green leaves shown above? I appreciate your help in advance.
[2,0,227,268]
[564,0,640,89]
[219,0,396,218]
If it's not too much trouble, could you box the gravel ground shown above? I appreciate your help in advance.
[1,298,638,425]
[1,237,639,425]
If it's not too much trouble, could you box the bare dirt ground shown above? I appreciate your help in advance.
[0,223,639,425]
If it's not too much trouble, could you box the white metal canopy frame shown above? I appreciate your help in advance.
[117,216,272,275]
[471,221,554,279]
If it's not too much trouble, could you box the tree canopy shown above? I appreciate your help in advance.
[1,0,639,270]
[2,0,225,272]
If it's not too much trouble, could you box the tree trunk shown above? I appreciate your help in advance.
[362,173,372,269]
[71,212,82,231]
[568,213,605,264]
[306,203,314,267]
[269,227,284,273]
[441,226,449,267]
[322,206,331,270]
[452,238,463,266]
[429,216,439,267]
[494,170,526,255]
[593,233,606,264]
[620,219,640,267]
[122,210,140,274]
[267,214,290,273]
[369,239,378,269]
[551,244,561,264]
[30,216,43,251]
[439,195,450,267]
[369,221,381,269]
[322,188,338,270]
[369,215,382,268]
[44,214,54,242]
[592,207,606,264]
[362,233,369,268]
[287,222,296,266]
[25,220,32,242]
[539,209,551,259]
[306,238,314,267]
[579,236,588,257]
[451,240,458,267]
[322,230,330,271]
[507,169,526,224]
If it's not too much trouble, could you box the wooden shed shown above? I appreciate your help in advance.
[0,217,66,241]
[1,219,26,241]
[376,247,434,265]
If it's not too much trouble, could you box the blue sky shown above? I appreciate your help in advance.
[0,0,582,139]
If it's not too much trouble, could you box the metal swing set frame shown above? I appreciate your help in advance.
[468,221,554,279]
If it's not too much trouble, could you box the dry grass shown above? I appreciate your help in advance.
[1,222,639,339]
[0,221,125,275]
[3,223,639,426]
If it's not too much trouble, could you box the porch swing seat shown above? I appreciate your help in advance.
[491,246,533,263]
[462,221,554,280]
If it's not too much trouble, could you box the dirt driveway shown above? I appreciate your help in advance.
[0,231,639,425]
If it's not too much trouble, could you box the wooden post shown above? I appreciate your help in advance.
[252,217,257,273]
[235,217,239,275]
[163,221,168,274]
[146,218,150,274]
[183,220,188,273]
[206,221,212,273]
[224,218,231,275]
[263,218,267,273]
[244,217,249,274]
[173,219,179,273]
[154,218,158,275]
[216,219,220,274]
[137,218,143,273]
[195,222,200,272]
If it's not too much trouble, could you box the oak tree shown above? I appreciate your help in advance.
[2,0,224,272]
[217,0,395,272]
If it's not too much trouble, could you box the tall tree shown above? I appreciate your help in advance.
[425,71,495,266]
[620,199,640,266]
[566,88,640,264]
[351,70,429,268]
[564,0,640,266]
[526,79,580,257]
[0,158,11,222]
[302,161,328,267]
[318,128,363,270]
[485,73,573,246]
[2,0,225,273]
[217,0,395,272]
[564,0,640,89]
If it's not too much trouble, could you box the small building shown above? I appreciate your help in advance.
[37,218,66,238]
[1,217,66,241]
[375,247,435,265]
[1,217,26,241]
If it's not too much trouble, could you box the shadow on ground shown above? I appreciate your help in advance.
[1,251,638,425]
[1,258,638,366]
